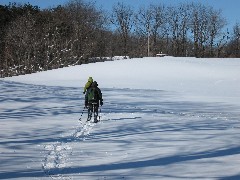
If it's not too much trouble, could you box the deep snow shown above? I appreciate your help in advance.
[1,57,240,180]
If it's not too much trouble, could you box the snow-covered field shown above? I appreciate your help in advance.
[1,57,240,180]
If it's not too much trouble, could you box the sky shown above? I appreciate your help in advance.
[0,0,239,30]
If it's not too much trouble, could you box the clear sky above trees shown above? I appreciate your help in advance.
[0,0,239,30]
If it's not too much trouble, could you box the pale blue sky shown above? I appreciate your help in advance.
[1,0,239,30]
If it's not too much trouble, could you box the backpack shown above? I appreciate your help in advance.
[87,87,98,102]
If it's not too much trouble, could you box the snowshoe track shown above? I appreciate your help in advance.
[42,120,96,179]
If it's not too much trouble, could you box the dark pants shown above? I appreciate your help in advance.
[87,101,99,121]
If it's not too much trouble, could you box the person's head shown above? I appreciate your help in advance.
[92,81,98,87]
[88,77,93,82]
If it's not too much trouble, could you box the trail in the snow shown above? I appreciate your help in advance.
[42,119,97,179]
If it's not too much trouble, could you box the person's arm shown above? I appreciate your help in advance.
[97,88,103,105]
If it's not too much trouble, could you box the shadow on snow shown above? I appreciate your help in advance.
[0,80,240,179]
[0,146,240,179]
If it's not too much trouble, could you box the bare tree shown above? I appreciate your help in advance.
[167,4,191,56]
[189,3,227,57]
[207,8,226,56]
[4,13,38,75]
[111,2,134,55]
[65,0,107,61]
[135,5,153,56]
[150,4,166,55]
[134,4,166,56]
[190,3,209,57]
[227,23,240,57]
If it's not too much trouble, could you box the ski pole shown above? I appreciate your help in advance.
[79,107,86,121]
[98,107,102,121]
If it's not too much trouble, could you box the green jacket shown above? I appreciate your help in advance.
[83,77,93,93]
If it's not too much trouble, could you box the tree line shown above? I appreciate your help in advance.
[0,0,239,77]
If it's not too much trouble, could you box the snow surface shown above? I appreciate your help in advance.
[1,57,240,179]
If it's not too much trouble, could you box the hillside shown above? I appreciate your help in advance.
[1,57,240,179]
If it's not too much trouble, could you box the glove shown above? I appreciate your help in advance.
[100,101,103,106]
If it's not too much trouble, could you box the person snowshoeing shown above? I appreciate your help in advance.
[85,81,103,122]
